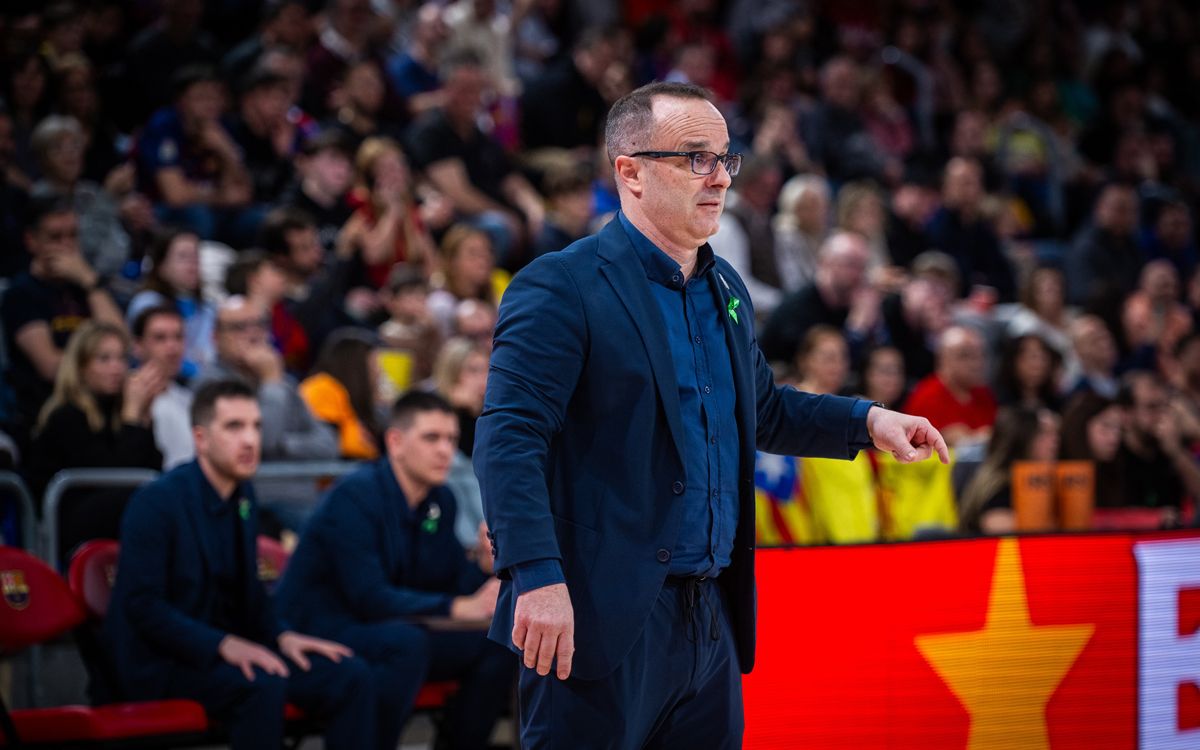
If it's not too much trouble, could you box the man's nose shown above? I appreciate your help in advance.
[708,162,733,188]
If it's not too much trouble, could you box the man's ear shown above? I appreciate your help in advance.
[613,155,643,198]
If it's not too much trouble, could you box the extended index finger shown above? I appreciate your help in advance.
[928,427,950,464]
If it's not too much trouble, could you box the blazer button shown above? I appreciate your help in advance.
[672,481,684,495]
[657,549,671,563]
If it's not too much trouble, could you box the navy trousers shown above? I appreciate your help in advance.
[165,652,375,750]
[519,577,744,749]
[332,620,516,750]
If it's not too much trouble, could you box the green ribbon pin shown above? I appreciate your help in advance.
[238,498,250,521]
[727,296,740,325]
[421,502,441,534]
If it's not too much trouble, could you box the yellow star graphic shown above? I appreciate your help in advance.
[914,537,1095,750]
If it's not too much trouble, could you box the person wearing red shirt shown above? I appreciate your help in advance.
[903,325,997,446]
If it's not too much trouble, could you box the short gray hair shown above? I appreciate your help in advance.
[603,81,712,165]
[30,115,83,167]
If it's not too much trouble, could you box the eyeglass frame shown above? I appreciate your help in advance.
[627,150,742,177]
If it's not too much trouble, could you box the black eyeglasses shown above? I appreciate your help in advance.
[629,150,742,177]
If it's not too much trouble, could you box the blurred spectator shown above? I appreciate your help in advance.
[1121,260,1193,365]
[123,0,219,125]
[859,345,907,408]
[0,102,29,276]
[338,137,436,288]
[221,1,314,84]
[259,207,357,361]
[885,177,938,269]
[772,174,831,291]
[130,304,194,469]
[29,115,135,279]
[53,55,131,188]
[861,72,915,164]
[1006,265,1073,359]
[1115,371,1200,519]
[1063,314,1120,399]
[28,321,164,559]
[903,325,997,445]
[126,228,216,377]
[1060,390,1126,511]
[925,156,1016,301]
[136,66,253,243]
[995,333,1063,411]
[224,251,309,377]
[378,264,441,382]
[530,164,593,258]
[433,336,489,458]
[223,69,299,209]
[326,59,401,146]
[520,27,618,150]
[802,55,891,184]
[959,406,1060,535]
[427,224,507,337]
[404,50,544,265]
[299,328,383,460]
[386,2,450,116]
[452,298,497,346]
[2,197,126,442]
[759,231,875,365]
[835,180,891,274]
[879,251,956,384]
[794,325,849,396]
[710,155,784,313]
[1066,182,1142,306]
[1140,200,1196,281]
[443,0,519,96]
[280,129,356,252]
[4,52,53,187]
[304,0,390,117]
[199,296,338,464]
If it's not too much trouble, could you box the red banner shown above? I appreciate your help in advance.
[744,531,1200,749]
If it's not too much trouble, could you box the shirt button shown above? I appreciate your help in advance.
[657,548,671,563]
[703,385,712,394]
[710,435,718,444]
[672,480,685,495]
[711,489,719,498]
[671,273,681,285]
[694,335,702,344]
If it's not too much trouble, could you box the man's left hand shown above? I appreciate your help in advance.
[277,631,354,672]
[866,406,950,464]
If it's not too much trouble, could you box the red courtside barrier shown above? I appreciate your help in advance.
[743,531,1200,749]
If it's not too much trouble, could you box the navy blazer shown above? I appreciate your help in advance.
[275,458,487,635]
[106,462,283,699]
[474,217,870,680]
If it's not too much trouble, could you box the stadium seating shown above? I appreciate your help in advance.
[0,545,209,748]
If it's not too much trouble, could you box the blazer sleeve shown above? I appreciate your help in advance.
[118,485,228,667]
[473,255,588,573]
[322,490,455,618]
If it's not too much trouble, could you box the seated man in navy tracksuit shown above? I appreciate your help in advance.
[106,379,376,750]
[277,391,513,750]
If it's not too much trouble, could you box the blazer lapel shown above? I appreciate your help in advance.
[709,267,755,463]
[597,221,686,464]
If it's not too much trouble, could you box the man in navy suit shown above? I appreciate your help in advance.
[474,81,950,748]
[276,391,514,750]
[106,379,375,750]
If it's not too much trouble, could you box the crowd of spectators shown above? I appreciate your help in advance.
[3,0,1200,563]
